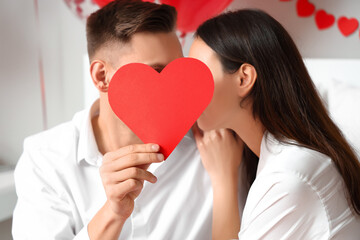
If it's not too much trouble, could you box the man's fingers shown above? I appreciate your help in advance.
[139,163,151,170]
[105,167,157,184]
[104,143,160,161]
[107,152,164,171]
[111,179,144,201]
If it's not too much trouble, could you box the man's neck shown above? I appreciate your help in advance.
[92,110,143,155]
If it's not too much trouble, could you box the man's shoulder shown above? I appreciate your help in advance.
[14,110,90,194]
[22,109,86,164]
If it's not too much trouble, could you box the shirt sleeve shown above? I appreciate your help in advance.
[238,172,329,240]
[12,139,90,240]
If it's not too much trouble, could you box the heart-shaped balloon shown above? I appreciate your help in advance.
[108,58,214,159]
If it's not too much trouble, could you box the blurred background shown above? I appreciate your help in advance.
[1,0,359,239]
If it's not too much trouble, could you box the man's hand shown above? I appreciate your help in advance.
[88,143,164,240]
[100,143,164,219]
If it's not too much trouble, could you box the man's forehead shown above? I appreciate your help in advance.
[96,31,183,69]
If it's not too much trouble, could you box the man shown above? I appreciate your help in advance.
[12,0,246,239]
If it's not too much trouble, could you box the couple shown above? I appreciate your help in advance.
[12,0,360,239]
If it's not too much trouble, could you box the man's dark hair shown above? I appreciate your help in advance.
[86,0,177,59]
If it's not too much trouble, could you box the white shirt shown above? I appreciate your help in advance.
[12,99,247,240]
[239,132,360,239]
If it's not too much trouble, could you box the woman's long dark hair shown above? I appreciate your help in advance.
[196,9,360,214]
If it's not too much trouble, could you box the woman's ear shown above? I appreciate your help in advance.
[236,63,257,98]
[90,60,110,93]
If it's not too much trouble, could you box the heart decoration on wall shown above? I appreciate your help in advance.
[296,0,315,17]
[283,0,359,39]
[338,17,359,37]
[315,10,335,30]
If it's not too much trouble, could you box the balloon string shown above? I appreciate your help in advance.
[34,0,48,130]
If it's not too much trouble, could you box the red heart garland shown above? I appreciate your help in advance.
[338,17,359,37]
[296,0,315,17]
[108,58,214,159]
[315,10,335,30]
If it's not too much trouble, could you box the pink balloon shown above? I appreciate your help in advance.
[63,0,99,20]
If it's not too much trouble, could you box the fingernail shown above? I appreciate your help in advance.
[152,176,158,183]
[157,154,164,161]
[152,144,159,151]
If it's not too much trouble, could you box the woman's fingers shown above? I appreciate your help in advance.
[192,122,204,140]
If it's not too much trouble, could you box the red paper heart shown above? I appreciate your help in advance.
[315,10,335,30]
[338,17,359,37]
[296,0,315,17]
[108,58,214,159]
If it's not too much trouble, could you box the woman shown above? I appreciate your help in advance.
[189,9,360,240]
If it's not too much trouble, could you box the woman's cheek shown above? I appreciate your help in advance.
[197,76,224,130]
[198,95,219,131]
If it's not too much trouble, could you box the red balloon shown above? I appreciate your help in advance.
[93,0,113,7]
[94,0,154,8]
[161,0,233,34]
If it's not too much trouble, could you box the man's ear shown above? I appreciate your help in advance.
[236,63,257,98]
[90,60,110,93]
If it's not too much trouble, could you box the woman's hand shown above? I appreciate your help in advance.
[192,122,244,182]
[192,122,244,240]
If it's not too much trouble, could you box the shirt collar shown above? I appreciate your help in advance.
[77,99,103,166]
[76,98,195,167]
[257,131,291,176]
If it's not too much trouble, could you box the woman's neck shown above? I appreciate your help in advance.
[229,111,265,158]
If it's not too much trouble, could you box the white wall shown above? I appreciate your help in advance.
[0,1,87,238]
[0,0,87,167]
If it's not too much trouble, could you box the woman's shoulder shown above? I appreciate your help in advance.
[257,132,335,184]
[243,133,360,239]
[257,133,343,204]
[241,169,331,239]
